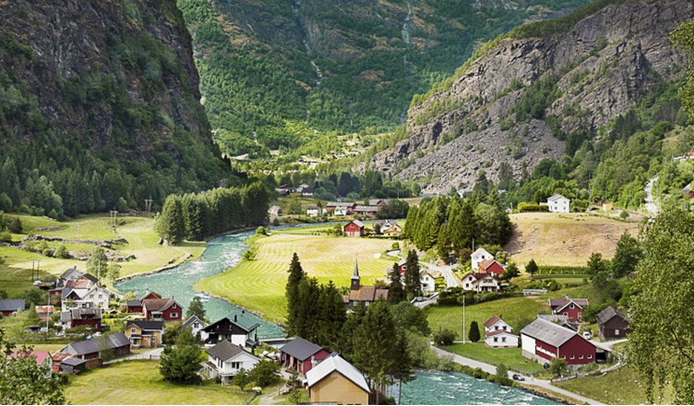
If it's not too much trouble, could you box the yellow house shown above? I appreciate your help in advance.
[383,222,402,237]
[306,353,370,405]
[124,320,164,348]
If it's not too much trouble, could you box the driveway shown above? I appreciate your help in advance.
[422,261,460,288]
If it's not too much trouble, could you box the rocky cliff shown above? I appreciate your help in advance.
[0,0,227,216]
[369,0,692,194]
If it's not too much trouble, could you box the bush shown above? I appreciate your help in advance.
[518,203,549,212]
[433,329,457,346]
[248,360,281,387]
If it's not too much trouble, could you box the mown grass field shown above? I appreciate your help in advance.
[196,231,400,322]
[425,297,549,339]
[64,361,251,405]
[442,343,545,374]
[505,213,638,267]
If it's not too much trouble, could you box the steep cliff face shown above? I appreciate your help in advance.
[0,0,226,216]
[370,0,692,193]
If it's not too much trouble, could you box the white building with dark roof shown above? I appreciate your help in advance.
[204,340,260,384]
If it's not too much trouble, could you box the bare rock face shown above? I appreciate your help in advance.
[369,0,692,194]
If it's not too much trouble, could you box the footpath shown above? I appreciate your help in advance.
[432,347,604,405]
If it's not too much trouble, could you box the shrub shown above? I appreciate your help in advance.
[433,329,457,346]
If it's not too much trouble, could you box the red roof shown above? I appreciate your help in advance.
[549,295,589,311]
[8,350,51,365]
[483,316,501,329]
[143,298,179,312]
[65,279,91,289]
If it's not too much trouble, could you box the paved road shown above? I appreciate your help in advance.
[412,292,439,309]
[644,176,659,217]
[433,347,604,405]
[422,261,460,288]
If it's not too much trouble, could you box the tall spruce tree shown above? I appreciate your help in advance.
[387,263,405,304]
[316,281,347,350]
[285,253,306,336]
[404,250,421,299]
[468,321,481,342]
[156,195,185,245]
[186,296,206,321]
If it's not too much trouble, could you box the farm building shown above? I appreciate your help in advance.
[343,220,365,237]
[549,295,588,322]
[471,248,493,271]
[478,258,505,276]
[307,353,370,405]
[0,299,25,317]
[597,306,630,340]
[280,337,330,375]
[306,206,322,217]
[61,332,131,360]
[521,318,603,367]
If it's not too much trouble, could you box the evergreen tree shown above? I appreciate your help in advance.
[611,231,642,277]
[316,281,347,350]
[404,251,421,299]
[526,259,539,276]
[387,263,405,304]
[159,329,202,384]
[186,296,206,321]
[285,253,306,336]
[156,195,185,245]
[468,321,481,342]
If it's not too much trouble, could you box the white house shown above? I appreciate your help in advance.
[420,270,436,293]
[460,272,500,293]
[62,284,113,310]
[483,316,519,348]
[182,315,208,341]
[471,248,493,271]
[268,205,282,219]
[306,206,322,217]
[546,194,570,213]
[204,340,260,384]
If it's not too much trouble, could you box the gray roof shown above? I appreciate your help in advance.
[547,194,569,202]
[61,357,87,366]
[327,202,355,208]
[61,308,102,322]
[125,320,164,331]
[126,300,141,307]
[60,267,83,280]
[182,315,204,330]
[307,353,370,393]
[204,312,260,334]
[280,337,324,361]
[597,306,626,325]
[349,220,364,228]
[353,205,379,212]
[0,299,25,312]
[62,332,130,356]
[205,340,256,362]
[521,318,583,348]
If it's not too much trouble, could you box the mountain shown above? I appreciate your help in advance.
[0,0,228,218]
[178,0,592,157]
[368,0,692,194]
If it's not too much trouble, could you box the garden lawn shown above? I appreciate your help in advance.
[553,365,673,405]
[441,343,544,374]
[196,233,397,322]
[426,297,549,339]
[65,361,249,405]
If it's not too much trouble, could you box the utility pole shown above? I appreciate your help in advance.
[145,198,153,215]
[462,293,466,344]
[109,210,118,228]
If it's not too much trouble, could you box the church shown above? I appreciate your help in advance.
[342,260,389,307]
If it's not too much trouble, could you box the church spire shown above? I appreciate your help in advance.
[351,258,360,291]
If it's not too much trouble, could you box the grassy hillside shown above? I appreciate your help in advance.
[196,227,399,321]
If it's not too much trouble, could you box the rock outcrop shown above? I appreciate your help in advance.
[369,0,692,194]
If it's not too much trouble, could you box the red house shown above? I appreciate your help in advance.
[126,290,162,313]
[478,259,505,276]
[280,337,331,375]
[396,259,407,274]
[0,299,25,317]
[343,220,365,237]
[549,295,588,322]
[142,298,182,321]
[60,308,102,332]
[521,318,600,366]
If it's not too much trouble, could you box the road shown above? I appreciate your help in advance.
[644,175,659,217]
[104,347,163,364]
[422,261,460,288]
[432,347,604,405]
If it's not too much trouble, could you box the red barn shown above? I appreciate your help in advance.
[142,298,182,322]
[549,295,588,322]
[521,318,600,366]
[280,337,331,375]
[343,220,365,237]
[478,259,505,276]
[0,299,25,317]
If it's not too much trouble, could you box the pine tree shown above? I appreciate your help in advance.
[186,296,206,321]
[404,250,421,299]
[387,263,405,304]
[156,195,185,245]
[526,259,539,276]
[468,321,481,342]
[285,253,306,336]
[316,281,346,350]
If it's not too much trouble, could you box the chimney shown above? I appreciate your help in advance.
[234,314,237,322]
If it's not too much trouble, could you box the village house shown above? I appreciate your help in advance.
[125,320,165,348]
[58,268,98,287]
[59,308,102,331]
[57,356,89,374]
[545,194,571,213]
[382,222,403,237]
[35,305,55,322]
[483,316,519,348]
[63,285,113,310]
[125,290,161,313]
[0,299,25,317]
[61,332,131,361]
[343,220,365,237]
[275,185,293,196]
[268,205,283,219]
[549,295,588,322]
[142,297,183,321]
[326,202,355,216]
[306,353,370,405]
[460,272,501,293]
[7,350,53,372]
[521,317,603,367]
[204,340,260,384]
[301,186,314,197]
[183,315,207,339]
[471,248,494,271]
[306,206,322,217]
[597,306,630,341]
[201,312,259,348]
[420,269,437,293]
[352,205,379,216]
[478,258,506,276]
[344,261,388,307]
[280,337,331,375]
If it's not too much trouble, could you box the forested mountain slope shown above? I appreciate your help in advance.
[369,0,692,195]
[178,0,592,157]
[0,0,228,218]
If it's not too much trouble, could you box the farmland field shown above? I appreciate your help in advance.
[442,343,545,374]
[505,213,638,267]
[196,230,400,322]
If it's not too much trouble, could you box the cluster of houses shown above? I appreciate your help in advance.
[481,295,631,368]
[458,247,507,293]
[343,219,402,237]
[269,199,393,221]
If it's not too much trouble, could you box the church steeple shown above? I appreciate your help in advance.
[350,258,360,291]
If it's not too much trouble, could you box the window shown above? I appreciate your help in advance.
[615,329,620,336]
[170,313,178,318]
[588,354,592,359]
[493,337,498,343]
[502,337,506,343]
[131,328,136,333]
[570,355,575,360]
[569,303,574,309]
[231,362,240,369]
[563,312,568,316]
[502,326,507,331]
[99,294,103,299]
[495,326,499,330]
[579,355,584,359]
[172,304,177,309]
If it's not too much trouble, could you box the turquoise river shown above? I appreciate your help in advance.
[116,229,559,405]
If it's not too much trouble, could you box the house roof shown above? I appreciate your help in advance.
[479,259,504,272]
[307,353,370,393]
[60,308,103,322]
[126,320,165,331]
[61,357,87,366]
[203,313,259,334]
[82,273,99,283]
[139,290,162,302]
[348,286,389,302]
[60,267,83,280]
[269,205,282,210]
[280,337,325,361]
[65,279,92,290]
[596,306,626,325]
[485,330,517,338]
[548,295,588,311]
[0,299,25,312]
[397,259,407,267]
[62,332,130,356]
[461,272,495,282]
[471,248,492,258]
[547,194,569,202]
[353,205,379,212]
[306,206,321,210]
[142,298,179,312]
[126,300,141,307]
[483,316,502,329]
[206,340,257,362]
[327,202,355,208]
[35,305,55,313]
[8,350,51,365]
[521,318,585,348]
[346,220,364,228]
[182,315,204,330]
